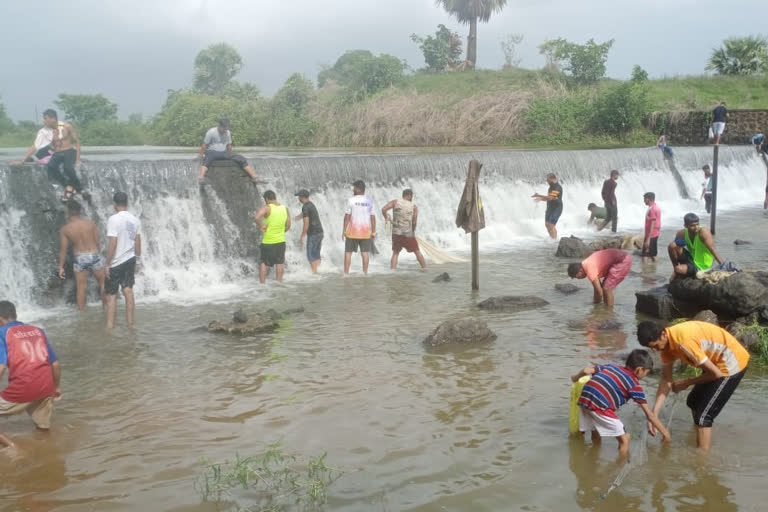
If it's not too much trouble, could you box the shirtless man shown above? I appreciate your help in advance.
[58,200,106,310]
[47,114,87,201]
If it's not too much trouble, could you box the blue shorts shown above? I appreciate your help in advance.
[306,233,323,262]
[545,204,563,225]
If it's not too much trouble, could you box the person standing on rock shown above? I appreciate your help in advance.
[255,190,290,283]
[567,248,632,307]
[295,189,323,273]
[343,180,376,275]
[637,320,749,451]
[47,111,88,202]
[198,119,263,184]
[599,170,619,233]
[667,213,723,281]
[58,200,107,310]
[381,188,426,270]
[105,192,142,330]
[711,102,727,145]
[531,173,563,239]
[642,192,661,263]
[701,165,713,214]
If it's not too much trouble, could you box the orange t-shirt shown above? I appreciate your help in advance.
[662,321,749,376]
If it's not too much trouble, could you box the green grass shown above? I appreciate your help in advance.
[0,130,35,148]
[646,75,768,111]
[395,68,550,97]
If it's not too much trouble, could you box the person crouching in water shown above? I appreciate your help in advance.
[567,248,632,307]
[571,349,671,459]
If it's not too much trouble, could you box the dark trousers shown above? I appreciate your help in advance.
[704,194,712,214]
[47,148,82,191]
[604,203,618,232]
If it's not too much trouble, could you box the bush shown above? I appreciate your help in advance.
[411,24,463,72]
[539,38,614,85]
[592,82,650,137]
[79,120,147,145]
[522,91,594,144]
[265,74,318,146]
[318,50,406,101]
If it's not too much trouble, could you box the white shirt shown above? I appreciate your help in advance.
[107,211,142,268]
[203,127,232,152]
[34,127,53,150]
[344,195,375,239]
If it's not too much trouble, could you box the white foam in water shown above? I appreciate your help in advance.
[0,208,38,310]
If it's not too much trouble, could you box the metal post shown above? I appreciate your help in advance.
[471,231,479,290]
[711,145,719,235]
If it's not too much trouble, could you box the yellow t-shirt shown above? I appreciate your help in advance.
[662,321,749,376]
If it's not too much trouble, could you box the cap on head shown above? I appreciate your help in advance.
[352,179,366,192]
[218,118,230,129]
[643,192,655,201]
[263,190,276,201]
[113,191,128,206]
[0,300,17,321]
[295,189,310,198]
[42,108,57,120]
[683,212,699,226]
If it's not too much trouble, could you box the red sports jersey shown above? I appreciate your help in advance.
[1,324,55,403]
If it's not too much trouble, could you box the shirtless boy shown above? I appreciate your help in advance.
[48,116,87,201]
[58,200,106,310]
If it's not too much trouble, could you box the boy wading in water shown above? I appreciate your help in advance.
[571,349,671,459]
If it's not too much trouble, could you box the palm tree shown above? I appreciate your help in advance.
[436,0,508,69]
[706,36,768,76]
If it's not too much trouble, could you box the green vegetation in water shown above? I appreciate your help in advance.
[195,443,343,512]
[734,322,768,367]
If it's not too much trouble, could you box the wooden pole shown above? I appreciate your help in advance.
[471,231,479,290]
[711,144,719,235]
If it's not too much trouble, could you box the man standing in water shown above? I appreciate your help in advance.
[255,190,290,283]
[599,170,619,233]
[531,173,563,239]
[642,192,661,263]
[637,320,749,451]
[381,188,426,270]
[58,200,107,310]
[701,165,713,214]
[567,248,632,307]
[711,101,727,145]
[667,213,723,280]
[0,301,62,449]
[343,180,376,275]
[105,192,142,330]
[295,190,323,274]
[198,119,263,183]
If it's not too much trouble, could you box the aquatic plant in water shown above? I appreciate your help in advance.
[195,443,343,511]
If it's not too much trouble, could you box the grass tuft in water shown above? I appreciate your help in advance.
[195,443,343,511]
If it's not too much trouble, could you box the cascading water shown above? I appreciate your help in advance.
[0,145,763,313]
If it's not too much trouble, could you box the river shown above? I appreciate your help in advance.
[0,146,767,511]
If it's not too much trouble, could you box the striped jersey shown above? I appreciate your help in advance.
[662,321,749,376]
[578,364,647,418]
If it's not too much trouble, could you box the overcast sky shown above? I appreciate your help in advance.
[0,0,761,121]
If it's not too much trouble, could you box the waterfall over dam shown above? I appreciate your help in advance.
[0,145,763,313]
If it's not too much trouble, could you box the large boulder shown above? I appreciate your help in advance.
[423,318,497,347]
[555,236,592,259]
[635,285,699,320]
[477,296,549,312]
[589,236,626,251]
[668,271,768,319]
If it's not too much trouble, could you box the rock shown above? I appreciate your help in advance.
[733,239,752,245]
[265,309,282,321]
[635,285,699,320]
[555,236,592,258]
[595,319,623,330]
[726,322,763,351]
[233,309,249,323]
[208,313,279,335]
[669,271,768,319]
[433,272,451,283]
[588,236,626,251]
[554,283,579,295]
[692,310,719,325]
[423,318,497,347]
[477,295,549,312]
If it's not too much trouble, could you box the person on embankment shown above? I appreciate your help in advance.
[711,102,727,145]
[381,188,426,270]
[667,213,723,281]
[198,119,263,184]
[642,192,661,263]
[0,301,62,449]
[531,173,562,239]
[255,190,290,283]
[59,200,107,310]
[637,320,749,452]
[599,170,619,233]
[567,248,632,307]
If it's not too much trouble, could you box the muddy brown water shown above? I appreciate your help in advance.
[1,209,768,512]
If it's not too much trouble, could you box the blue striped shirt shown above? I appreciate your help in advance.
[578,364,646,418]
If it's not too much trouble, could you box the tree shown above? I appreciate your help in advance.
[500,33,524,69]
[318,50,374,87]
[193,43,243,94]
[436,0,508,69]
[706,36,768,75]
[538,38,614,85]
[54,93,118,125]
[411,24,463,72]
[0,96,13,135]
[631,65,648,83]
[317,50,406,100]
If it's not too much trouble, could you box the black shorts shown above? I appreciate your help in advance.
[687,368,746,428]
[545,204,563,225]
[260,242,286,266]
[105,258,136,295]
[677,248,698,276]
[345,238,371,253]
[642,237,658,257]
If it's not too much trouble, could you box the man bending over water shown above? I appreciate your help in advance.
[568,248,632,307]
[59,200,107,310]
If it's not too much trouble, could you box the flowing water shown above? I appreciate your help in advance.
[0,146,767,511]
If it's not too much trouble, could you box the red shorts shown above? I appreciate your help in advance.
[603,253,632,290]
[392,234,419,253]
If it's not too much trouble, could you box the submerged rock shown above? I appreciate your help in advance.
[208,314,279,335]
[733,239,752,245]
[554,283,579,295]
[692,310,719,325]
[433,272,451,283]
[233,309,249,323]
[477,295,549,312]
[423,318,497,347]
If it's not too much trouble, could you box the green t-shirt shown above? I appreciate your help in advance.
[590,206,607,220]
